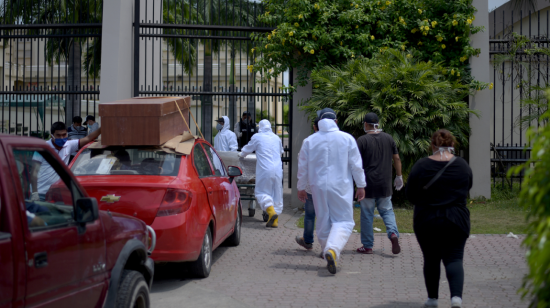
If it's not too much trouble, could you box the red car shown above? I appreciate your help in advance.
[0,134,155,308]
[68,138,243,278]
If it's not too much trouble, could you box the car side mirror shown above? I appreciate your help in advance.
[228,166,242,184]
[75,197,99,225]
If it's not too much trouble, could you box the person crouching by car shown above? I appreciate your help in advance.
[67,116,88,162]
[406,129,472,308]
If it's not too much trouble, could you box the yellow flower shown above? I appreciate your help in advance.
[265,11,270,16]
[460,56,467,62]
[247,65,253,73]
[310,49,314,54]
[265,44,269,49]
[424,25,429,30]
[420,26,425,31]
[489,82,494,90]
[356,25,359,28]
[406,54,412,58]
[294,22,299,27]
[386,1,391,5]
[423,31,428,36]
[451,69,455,75]
[370,35,374,40]
[282,39,285,45]
[457,72,460,76]
[314,3,320,9]
[299,14,303,19]
[401,45,405,50]
[431,21,437,27]
[441,44,446,49]
[380,6,385,10]
[289,31,294,36]
[437,36,443,42]
[452,20,458,26]
[455,36,460,42]
[351,53,355,58]
[453,14,457,18]
[251,48,256,53]
[355,4,359,8]
[418,41,423,45]
[411,28,418,33]
[351,3,354,6]
[268,34,272,40]
[340,41,343,45]
[418,9,422,14]
[272,29,277,36]
[467,19,472,24]
[312,34,317,40]
[473,15,476,21]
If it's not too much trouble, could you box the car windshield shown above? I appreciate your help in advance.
[71,147,181,176]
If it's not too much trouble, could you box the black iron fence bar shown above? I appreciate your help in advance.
[0,23,102,29]
[139,91,290,96]
[490,158,533,162]
[139,34,251,40]
[489,39,550,43]
[492,146,533,150]
[138,23,275,32]
[0,34,101,39]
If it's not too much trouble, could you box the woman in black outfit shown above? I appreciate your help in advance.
[406,129,472,308]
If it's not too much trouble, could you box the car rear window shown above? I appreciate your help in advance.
[71,147,181,176]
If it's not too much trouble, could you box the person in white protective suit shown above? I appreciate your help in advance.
[297,108,366,274]
[214,116,238,152]
[239,119,284,228]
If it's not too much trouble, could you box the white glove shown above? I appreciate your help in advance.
[394,175,403,191]
[30,192,40,202]
[238,152,246,158]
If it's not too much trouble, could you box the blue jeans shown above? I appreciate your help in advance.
[360,197,399,248]
[303,193,316,244]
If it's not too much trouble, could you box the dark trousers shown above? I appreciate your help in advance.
[414,217,468,299]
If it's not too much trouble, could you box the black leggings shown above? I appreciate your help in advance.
[414,217,468,299]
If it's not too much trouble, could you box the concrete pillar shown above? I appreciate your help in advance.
[469,0,492,199]
[290,70,312,207]
[99,0,134,104]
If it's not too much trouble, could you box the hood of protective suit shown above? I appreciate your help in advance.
[221,116,231,131]
[318,119,339,132]
[258,119,272,133]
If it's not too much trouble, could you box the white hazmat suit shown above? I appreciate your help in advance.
[297,119,366,259]
[240,120,284,215]
[214,116,238,152]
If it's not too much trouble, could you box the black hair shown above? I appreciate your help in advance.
[51,122,67,135]
[72,116,83,124]
[313,117,320,130]
[86,115,95,122]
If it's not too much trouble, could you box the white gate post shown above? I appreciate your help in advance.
[469,0,492,199]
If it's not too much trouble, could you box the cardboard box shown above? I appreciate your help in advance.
[99,96,191,146]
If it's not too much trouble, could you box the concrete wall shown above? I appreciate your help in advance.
[470,0,492,199]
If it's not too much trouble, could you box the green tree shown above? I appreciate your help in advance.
[0,0,197,124]
[303,49,477,172]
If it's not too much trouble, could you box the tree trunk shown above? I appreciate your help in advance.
[202,53,213,143]
[247,58,256,124]
[66,42,81,126]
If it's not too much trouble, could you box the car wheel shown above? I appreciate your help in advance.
[248,208,255,217]
[262,211,269,222]
[115,270,150,308]
[189,226,212,278]
[224,205,241,246]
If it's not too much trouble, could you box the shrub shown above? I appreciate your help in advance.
[302,49,477,172]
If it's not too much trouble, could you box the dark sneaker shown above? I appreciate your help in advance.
[356,246,373,254]
[295,236,313,250]
[390,233,401,254]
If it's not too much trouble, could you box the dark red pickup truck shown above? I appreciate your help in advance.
[0,135,155,308]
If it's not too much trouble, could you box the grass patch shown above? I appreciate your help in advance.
[295,197,528,234]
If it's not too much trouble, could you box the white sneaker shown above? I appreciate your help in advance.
[424,298,438,307]
[451,296,462,308]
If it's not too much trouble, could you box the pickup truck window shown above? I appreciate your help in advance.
[13,150,75,232]
[71,147,181,176]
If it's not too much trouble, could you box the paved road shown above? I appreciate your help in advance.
[151,188,528,308]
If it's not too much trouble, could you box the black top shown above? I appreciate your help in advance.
[406,157,473,235]
[356,132,398,198]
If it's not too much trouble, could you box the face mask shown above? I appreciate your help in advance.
[242,119,248,124]
[216,123,223,131]
[364,123,382,133]
[432,147,455,160]
[53,137,68,147]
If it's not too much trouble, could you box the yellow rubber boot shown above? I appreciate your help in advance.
[265,206,278,228]
[271,217,279,228]
[325,249,337,274]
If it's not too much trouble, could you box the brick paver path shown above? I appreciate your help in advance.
[151,189,527,308]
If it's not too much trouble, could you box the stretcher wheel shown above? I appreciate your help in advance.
[248,209,255,217]
[262,211,269,222]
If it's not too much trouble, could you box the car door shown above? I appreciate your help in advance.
[202,144,235,237]
[9,146,104,308]
[0,177,15,308]
[192,143,229,243]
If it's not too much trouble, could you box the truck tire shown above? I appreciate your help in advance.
[116,270,150,308]
[189,226,212,278]
[224,206,241,246]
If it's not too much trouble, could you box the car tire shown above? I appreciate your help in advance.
[224,206,241,246]
[115,270,150,308]
[248,208,255,217]
[189,226,212,278]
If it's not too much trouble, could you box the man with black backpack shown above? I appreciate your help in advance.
[356,113,403,255]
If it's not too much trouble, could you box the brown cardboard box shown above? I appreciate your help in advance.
[99,96,190,146]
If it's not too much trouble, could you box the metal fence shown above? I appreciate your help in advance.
[0,0,102,139]
[133,0,293,186]
[488,8,549,188]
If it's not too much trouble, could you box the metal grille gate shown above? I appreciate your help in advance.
[0,0,102,138]
[133,0,293,187]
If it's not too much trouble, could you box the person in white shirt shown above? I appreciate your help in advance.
[214,116,238,152]
[30,121,101,201]
[297,108,366,275]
